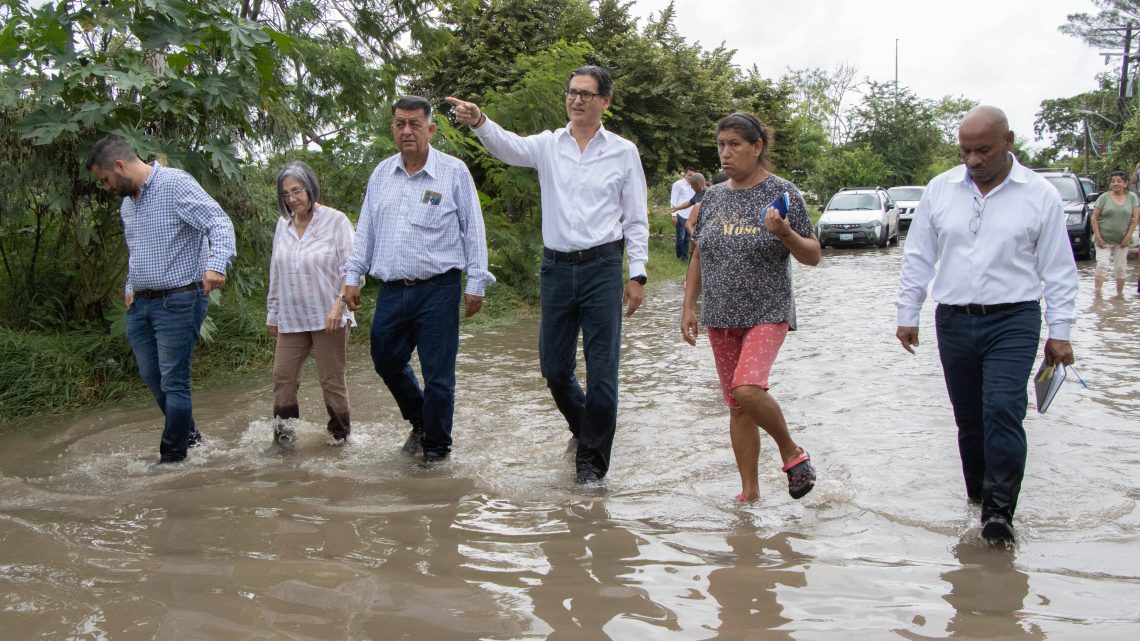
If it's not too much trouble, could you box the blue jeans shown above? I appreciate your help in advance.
[935,301,1041,524]
[370,269,461,456]
[127,288,208,461]
[539,250,624,477]
[675,218,689,260]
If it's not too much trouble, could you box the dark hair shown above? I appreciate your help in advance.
[85,134,138,170]
[276,160,321,219]
[392,95,432,118]
[716,112,775,171]
[565,65,612,97]
[1110,169,1128,182]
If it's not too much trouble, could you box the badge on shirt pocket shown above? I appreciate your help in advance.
[421,190,442,206]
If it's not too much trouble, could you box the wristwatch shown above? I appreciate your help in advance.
[629,275,647,285]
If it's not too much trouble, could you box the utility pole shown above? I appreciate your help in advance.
[894,39,899,101]
[1118,23,1133,133]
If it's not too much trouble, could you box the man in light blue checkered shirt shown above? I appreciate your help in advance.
[87,134,236,464]
[344,96,494,464]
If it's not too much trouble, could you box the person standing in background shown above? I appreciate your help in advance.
[670,167,696,260]
[1090,169,1140,297]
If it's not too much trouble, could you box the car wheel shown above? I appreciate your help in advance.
[877,225,889,248]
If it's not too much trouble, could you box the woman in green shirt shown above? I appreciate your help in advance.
[1091,170,1140,295]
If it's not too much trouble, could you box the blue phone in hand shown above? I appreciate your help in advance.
[766,192,790,219]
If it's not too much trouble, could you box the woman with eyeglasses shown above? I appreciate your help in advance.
[266,160,356,445]
[680,112,821,503]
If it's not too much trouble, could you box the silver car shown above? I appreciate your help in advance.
[816,187,900,248]
[888,186,925,231]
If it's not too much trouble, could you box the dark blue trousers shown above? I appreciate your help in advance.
[539,249,624,478]
[370,269,461,456]
[935,301,1041,523]
[675,219,690,260]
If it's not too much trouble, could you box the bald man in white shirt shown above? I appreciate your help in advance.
[896,106,1078,542]
[447,65,650,485]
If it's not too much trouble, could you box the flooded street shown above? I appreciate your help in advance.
[2,242,1138,640]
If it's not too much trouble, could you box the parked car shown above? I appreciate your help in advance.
[1038,170,1096,261]
[816,187,900,248]
[887,186,925,230]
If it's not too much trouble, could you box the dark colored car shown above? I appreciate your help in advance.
[1040,171,1096,261]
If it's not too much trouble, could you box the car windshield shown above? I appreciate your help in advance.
[888,187,924,201]
[827,193,878,211]
[1045,176,1080,201]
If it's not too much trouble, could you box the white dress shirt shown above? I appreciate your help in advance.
[670,177,695,219]
[267,205,356,333]
[343,146,495,296]
[474,117,650,278]
[897,155,1078,340]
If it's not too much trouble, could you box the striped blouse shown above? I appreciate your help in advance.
[267,205,356,333]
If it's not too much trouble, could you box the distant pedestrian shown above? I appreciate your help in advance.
[342,96,495,464]
[85,134,236,463]
[1090,170,1140,296]
[447,65,650,484]
[670,168,696,260]
[896,106,1078,542]
[1130,162,1140,197]
[681,112,820,503]
[266,160,356,446]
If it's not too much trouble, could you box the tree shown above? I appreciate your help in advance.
[1059,0,1140,48]
[1033,76,1117,160]
[804,145,892,206]
[846,82,943,186]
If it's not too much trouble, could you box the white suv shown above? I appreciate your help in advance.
[816,187,900,248]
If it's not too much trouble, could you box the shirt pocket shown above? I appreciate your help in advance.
[408,202,452,229]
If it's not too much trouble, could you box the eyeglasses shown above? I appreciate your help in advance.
[969,196,985,234]
[280,187,307,200]
[565,89,600,103]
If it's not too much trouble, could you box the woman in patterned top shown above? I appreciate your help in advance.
[266,160,356,446]
[680,112,821,502]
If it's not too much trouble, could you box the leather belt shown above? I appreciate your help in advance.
[944,301,1033,316]
[382,269,458,287]
[134,282,201,299]
[543,240,624,264]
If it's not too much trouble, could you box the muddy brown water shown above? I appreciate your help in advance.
[2,242,1138,640]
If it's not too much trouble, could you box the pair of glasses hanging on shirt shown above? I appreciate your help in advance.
[970,196,985,234]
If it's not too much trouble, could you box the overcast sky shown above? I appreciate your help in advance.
[630,0,1112,149]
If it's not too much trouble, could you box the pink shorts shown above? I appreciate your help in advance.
[707,323,789,409]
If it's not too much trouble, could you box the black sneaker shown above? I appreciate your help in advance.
[188,430,204,448]
[981,515,1015,542]
[402,429,423,455]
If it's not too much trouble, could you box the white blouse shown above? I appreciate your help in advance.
[267,205,356,333]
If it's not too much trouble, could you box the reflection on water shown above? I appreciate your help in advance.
[2,243,1139,639]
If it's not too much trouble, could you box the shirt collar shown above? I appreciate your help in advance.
[133,161,162,200]
[559,122,610,145]
[394,145,439,178]
[950,152,1027,187]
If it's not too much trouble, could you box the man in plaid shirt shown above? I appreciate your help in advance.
[86,134,236,463]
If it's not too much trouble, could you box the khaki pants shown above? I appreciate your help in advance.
[272,327,350,438]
